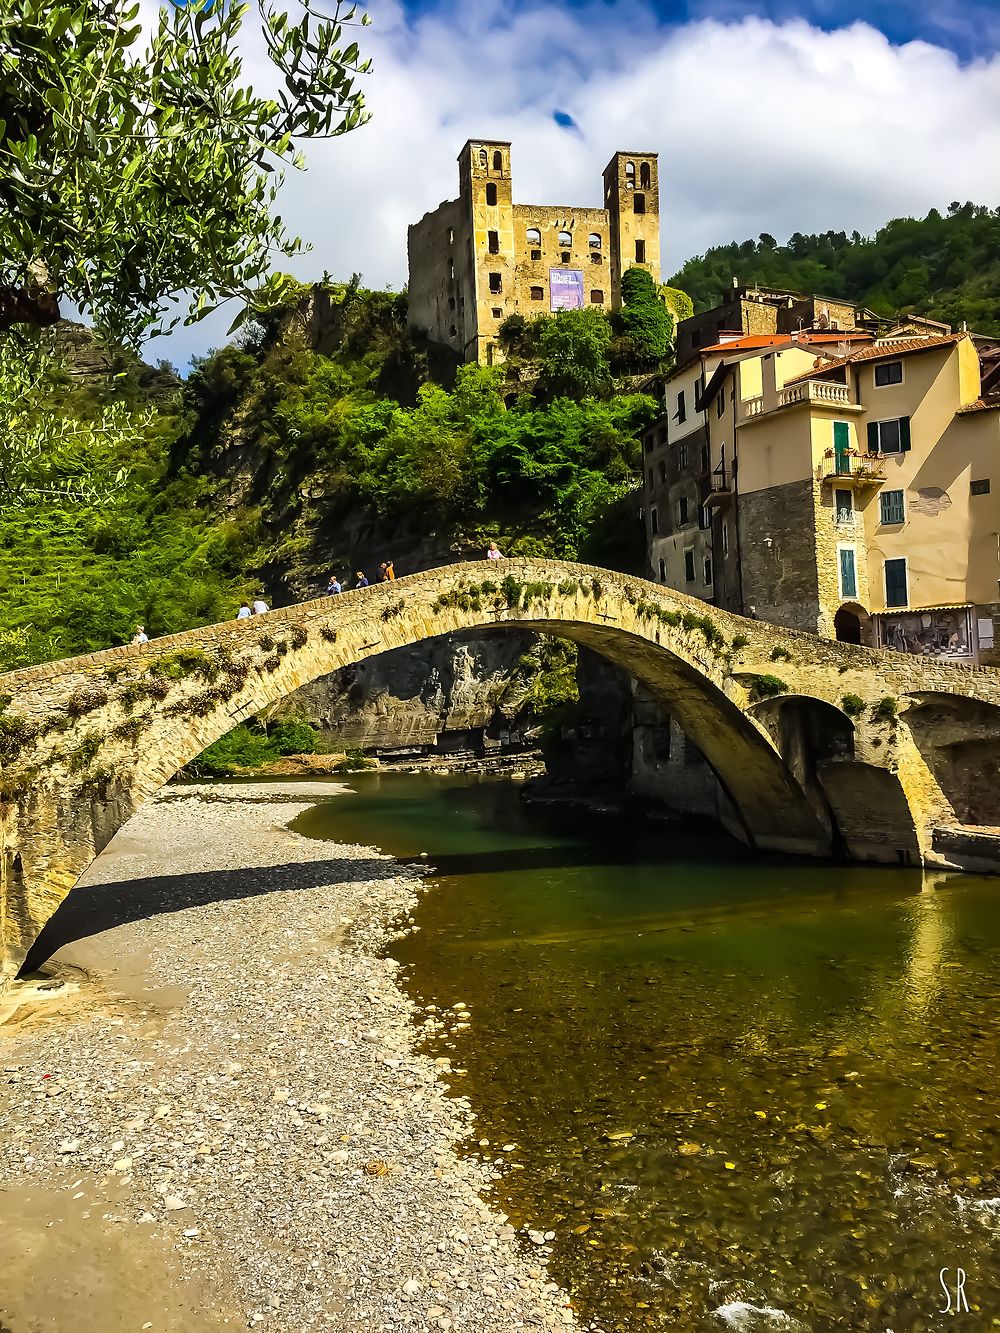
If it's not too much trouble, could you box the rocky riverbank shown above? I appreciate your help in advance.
[0,782,579,1332]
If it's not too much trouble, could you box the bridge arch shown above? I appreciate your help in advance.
[3,559,1000,980]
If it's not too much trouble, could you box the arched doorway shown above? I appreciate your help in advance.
[834,603,871,645]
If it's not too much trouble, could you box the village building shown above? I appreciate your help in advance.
[407,139,661,364]
[645,299,1000,666]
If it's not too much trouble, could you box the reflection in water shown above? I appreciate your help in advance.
[294,775,1000,1332]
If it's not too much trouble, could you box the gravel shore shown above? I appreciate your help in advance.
[0,782,578,1332]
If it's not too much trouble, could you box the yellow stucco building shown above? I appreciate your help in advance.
[407,139,661,365]
[645,323,1000,665]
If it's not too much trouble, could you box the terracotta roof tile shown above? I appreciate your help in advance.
[957,397,1000,415]
[785,334,964,386]
[699,332,869,355]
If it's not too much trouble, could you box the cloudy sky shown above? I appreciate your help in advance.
[164,0,1000,368]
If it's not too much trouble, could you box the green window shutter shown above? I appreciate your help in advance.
[839,547,857,599]
[867,421,879,452]
[899,416,911,452]
[833,420,850,450]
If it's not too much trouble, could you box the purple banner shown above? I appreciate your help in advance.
[549,268,584,312]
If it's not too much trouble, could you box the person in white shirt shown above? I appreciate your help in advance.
[486,541,503,561]
[251,597,269,614]
[131,625,149,645]
[236,602,252,619]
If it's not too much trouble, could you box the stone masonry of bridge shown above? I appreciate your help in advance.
[3,559,1000,983]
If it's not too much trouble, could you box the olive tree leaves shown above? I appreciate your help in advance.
[0,0,371,344]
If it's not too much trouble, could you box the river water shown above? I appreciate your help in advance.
[292,773,1000,1332]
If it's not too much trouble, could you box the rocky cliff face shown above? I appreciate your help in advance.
[278,631,540,755]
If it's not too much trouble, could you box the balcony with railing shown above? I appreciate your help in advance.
[741,378,862,422]
[703,463,733,507]
[821,450,887,486]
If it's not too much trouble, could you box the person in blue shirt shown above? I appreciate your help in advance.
[354,570,369,589]
[325,576,342,595]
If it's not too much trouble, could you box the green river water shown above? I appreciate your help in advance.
[291,773,1000,1332]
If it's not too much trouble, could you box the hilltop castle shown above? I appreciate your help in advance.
[407,139,662,364]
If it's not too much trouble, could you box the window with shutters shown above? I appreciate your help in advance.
[658,557,666,582]
[676,390,686,423]
[972,478,991,495]
[678,496,689,525]
[879,489,905,524]
[678,443,687,469]
[699,504,710,530]
[867,417,911,454]
[835,488,853,523]
[650,506,658,535]
[684,548,695,582]
[884,558,908,607]
[704,556,713,586]
[590,290,604,304]
[874,362,903,387]
[530,285,544,301]
[838,545,858,600]
[721,522,729,557]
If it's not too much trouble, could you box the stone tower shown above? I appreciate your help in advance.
[458,139,515,364]
[407,141,662,364]
[603,151,661,302]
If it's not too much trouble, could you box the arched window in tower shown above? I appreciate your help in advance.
[558,229,572,247]
[526,227,541,246]
[639,161,651,189]
[625,160,635,188]
[486,182,497,206]
[588,233,602,249]
[633,192,646,215]
[493,150,503,171]
[479,148,488,166]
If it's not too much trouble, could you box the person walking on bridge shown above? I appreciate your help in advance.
[252,595,270,615]
[379,560,396,582]
[131,625,149,645]
[236,602,252,619]
[355,571,369,589]
[325,576,342,595]
[486,540,503,561]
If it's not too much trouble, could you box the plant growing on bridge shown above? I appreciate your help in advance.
[873,696,898,723]
[0,705,32,761]
[67,732,103,772]
[769,645,793,662]
[65,686,110,718]
[731,634,749,652]
[840,693,866,718]
[748,673,789,701]
[149,649,218,683]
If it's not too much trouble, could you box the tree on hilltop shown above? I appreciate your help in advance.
[0,0,372,345]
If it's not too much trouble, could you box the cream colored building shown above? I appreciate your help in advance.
[645,325,1000,665]
[408,139,661,364]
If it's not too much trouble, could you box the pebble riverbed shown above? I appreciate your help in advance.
[0,782,580,1332]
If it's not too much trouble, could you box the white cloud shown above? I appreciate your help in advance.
[159,1,1000,368]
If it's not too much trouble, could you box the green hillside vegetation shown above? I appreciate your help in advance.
[670,202,1000,335]
[0,276,660,673]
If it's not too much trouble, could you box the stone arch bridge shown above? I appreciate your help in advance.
[3,559,1000,981]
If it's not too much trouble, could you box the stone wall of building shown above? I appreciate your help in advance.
[738,479,823,632]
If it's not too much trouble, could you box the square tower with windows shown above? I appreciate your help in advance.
[407,139,662,364]
[603,152,661,301]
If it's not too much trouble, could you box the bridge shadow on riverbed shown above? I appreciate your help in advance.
[21,843,647,975]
